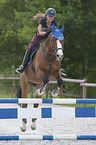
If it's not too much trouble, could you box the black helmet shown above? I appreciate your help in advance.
[45,8,56,17]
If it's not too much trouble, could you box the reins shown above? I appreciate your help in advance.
[40,35,56,76]
[40,42,55,63]
[40,44,55,77]
[44,39,56,57]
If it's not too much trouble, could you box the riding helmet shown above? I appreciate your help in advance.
[45,8,56,17]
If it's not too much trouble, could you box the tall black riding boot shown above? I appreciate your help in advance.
[16,50,31,73]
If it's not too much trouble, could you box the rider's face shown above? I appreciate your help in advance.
[47,15,54,22]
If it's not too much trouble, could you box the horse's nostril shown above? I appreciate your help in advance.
[56,54,63,61]
[57,54,59,57]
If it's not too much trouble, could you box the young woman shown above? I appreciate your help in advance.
[16,8,58,73]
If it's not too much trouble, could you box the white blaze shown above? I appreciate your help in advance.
[56,40,63,60]
[57,40,62,48]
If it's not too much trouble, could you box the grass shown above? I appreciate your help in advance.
[0,88,14,98]
[0,87,96,107]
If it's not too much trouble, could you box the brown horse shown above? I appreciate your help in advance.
[18,24,64,132]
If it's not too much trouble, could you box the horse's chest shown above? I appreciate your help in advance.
[45,63,59,75]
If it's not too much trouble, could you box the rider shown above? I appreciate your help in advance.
[16,8,58,73]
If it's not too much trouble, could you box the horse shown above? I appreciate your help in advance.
[17,24,64,132]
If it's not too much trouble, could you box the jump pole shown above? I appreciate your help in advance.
[0,135,96,140]
[0,98,96,104]
[0,98,96,140]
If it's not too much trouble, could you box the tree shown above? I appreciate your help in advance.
[0,0,96,83]
[59,0,96,80]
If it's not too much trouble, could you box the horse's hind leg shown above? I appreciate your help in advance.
[31,94,41,130]
[20,73,29,132]
[20,73,29,99]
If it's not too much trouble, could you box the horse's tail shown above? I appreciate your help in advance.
[16,86,22,98]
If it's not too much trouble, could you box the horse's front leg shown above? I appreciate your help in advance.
[52,75,63,97]
[36,74,49,96]
[36,68,49,95]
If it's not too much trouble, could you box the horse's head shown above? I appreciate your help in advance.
[51,24,64,61]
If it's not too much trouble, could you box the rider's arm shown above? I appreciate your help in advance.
[37,24,47,36]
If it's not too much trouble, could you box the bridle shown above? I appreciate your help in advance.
[44,36,64,58]
[40,33,64,63]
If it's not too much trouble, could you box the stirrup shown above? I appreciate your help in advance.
[15,65,24,73]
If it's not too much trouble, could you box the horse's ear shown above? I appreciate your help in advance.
[52,24,55,34]
[60,25,64,33]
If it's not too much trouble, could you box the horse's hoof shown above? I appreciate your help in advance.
[51,91,58,97]
[36,89,45,96]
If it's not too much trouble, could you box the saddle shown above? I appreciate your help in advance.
[28,45,40,74]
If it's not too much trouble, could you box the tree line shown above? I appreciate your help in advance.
[0,0,96,83]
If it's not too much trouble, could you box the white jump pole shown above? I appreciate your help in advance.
[0,98,96,104]
[0,134,96,140]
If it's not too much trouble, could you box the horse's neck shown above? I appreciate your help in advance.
[43,34,52,53]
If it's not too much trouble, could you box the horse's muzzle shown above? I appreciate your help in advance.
[56,48,64,60]
[56,54,64,60]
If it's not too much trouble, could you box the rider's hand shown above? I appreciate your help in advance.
[42,31,47,35]
[37,31,47,36]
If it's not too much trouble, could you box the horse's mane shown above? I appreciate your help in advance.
[43,33,51,47]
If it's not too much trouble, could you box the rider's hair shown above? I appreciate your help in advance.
[33,11,46,20]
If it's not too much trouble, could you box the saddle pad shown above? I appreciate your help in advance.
[28,46,40,74]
